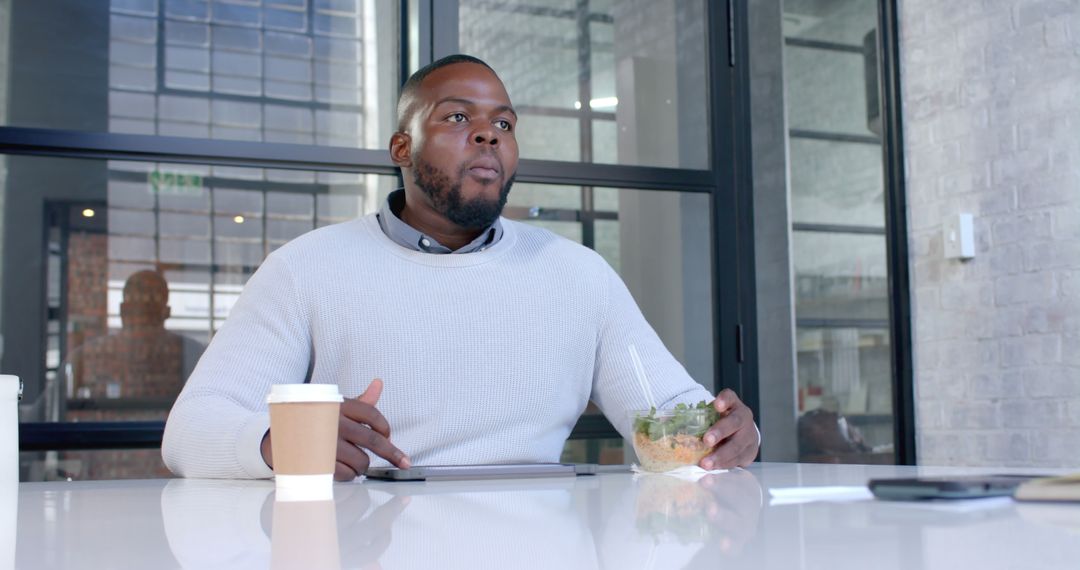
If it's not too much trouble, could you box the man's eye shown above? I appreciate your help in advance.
[448,113,467,123]
[495,120,512,131]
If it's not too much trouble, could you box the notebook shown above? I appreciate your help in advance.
[1014,473,1080,502]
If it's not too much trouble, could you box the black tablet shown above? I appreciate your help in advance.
[366,463,586,481]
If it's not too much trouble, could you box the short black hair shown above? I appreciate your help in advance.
[396,54,496,131]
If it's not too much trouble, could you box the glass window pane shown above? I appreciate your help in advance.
[796,327,893,463]
[782,0,880,45]
[506,182,581,211]
[785,46,877,137]
[459,0,710,169]
[7,155,395,450]
[560,438,625,465]
[789,139,885,227]
[749,0,895,464]
[793,232,889,321]
[2,1,399,150]
[21,449,173,481]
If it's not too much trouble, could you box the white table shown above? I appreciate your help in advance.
[10,462,1080,569]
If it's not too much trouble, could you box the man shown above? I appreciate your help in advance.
[162,54,759,480]
[68,270,203,405]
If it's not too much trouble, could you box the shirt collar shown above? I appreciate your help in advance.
[376,189,503,254]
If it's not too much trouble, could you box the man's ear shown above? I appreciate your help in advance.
[390,132,413,167]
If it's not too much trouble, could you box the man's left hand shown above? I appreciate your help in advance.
[699,389,759,469]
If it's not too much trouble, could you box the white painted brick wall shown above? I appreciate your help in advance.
[901,0,1080,467]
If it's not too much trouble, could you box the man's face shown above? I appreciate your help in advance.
[402,63,519,229]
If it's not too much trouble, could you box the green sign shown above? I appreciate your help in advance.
[148,170,204,197]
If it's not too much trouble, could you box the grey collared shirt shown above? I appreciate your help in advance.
[376,189,503,254]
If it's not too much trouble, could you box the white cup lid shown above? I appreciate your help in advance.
[266,383,344,404]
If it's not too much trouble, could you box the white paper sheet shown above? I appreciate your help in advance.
[767,485,875,505]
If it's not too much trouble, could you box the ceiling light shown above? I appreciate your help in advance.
[589,97,618,109]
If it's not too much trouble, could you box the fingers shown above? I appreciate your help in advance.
[358,378,383,406]
[339,413,411,469]
[335,460,361,482]
[712,388,742,414]
[335,439,371,481]
[702,389,759,468]
[341,398,392,439]
[700,427,758,469]
[703,403,754,448]
[337,378,411,473]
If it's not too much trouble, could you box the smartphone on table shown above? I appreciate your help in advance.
[868,474,1046,501]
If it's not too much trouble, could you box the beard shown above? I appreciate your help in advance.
[412,155,515,229]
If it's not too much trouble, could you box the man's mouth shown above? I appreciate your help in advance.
[466,157,501,180]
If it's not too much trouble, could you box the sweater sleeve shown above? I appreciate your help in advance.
[589,264,714,441]
[162,252,312,479]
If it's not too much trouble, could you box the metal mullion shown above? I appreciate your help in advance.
[431,0,458,59]
[150,85,363,114]
[792,223,887,235]
[459,1,615,24]
[153,168,162,266]
[796,318,891,329]
[306,0,317,114]
[134,233,209,243]
[110,167,335,196]
[155,9,166,107]
[400,0,412,82]
[413,0,433,68]
[516,159,713,192]
[790,129,880,145]
[576,0,594,250]
[784,37,864,54]
[879,0,915,466]
[0,127,398,174]
[54,206,71,423]
[501,206,615,223]
[209,184,217,340]
[0,127,716,192]
[706,0,759,416]
[516,104,615,121]
[19,421,165,451]
[107,256,164,264]
[109,261,257,274]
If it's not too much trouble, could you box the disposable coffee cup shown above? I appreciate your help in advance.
[266,384,344,501]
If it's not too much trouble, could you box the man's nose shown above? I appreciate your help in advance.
[471,127,499,146]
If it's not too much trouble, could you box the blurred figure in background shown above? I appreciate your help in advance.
[60,270,204,479]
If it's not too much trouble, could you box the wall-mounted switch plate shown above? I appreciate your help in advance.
[944,213,975,260]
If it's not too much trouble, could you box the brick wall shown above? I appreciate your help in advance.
[900,0,1080,466]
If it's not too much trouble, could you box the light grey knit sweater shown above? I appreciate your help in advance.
[162,214,713,478]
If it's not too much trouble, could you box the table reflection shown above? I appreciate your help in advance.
[271,499,341,570]
[599,469,764,569]
[364,478,598,569]
[159,471,764,570]
[19,464,1080,570]
[1,480,15,569]
[160,479,274,568]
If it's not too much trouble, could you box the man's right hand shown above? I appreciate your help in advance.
[259,378,412,481]
[335,378,411,480]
